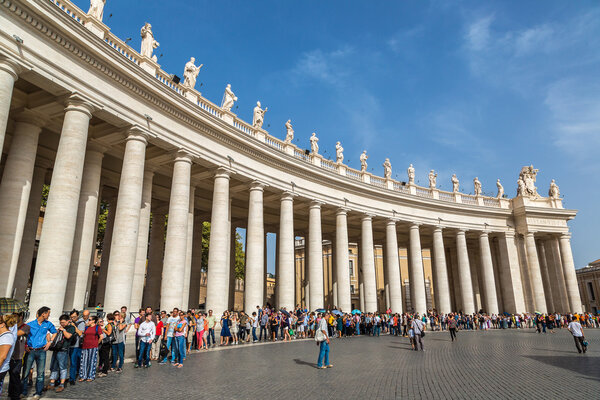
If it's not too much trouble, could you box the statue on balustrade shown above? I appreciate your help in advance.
[88,0,106,21]
[474,177,482,196]
[407,164,415,184]
[335,142,344,163]
[496,179,504,198]
[549,179,560,199]
[451,174,459,192]
[221,84,237,112]
[140,23,159,61]
[182,57,202,90]
[310,132,319,154]
[252,101,267,129]
[360,151,369,172]
[428,170,437,189]
[517,165,539,197]
[285,120,294,143]
[383,158,392,179]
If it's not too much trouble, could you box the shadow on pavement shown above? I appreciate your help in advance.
[293,358,318,368]
[524,355,600,380]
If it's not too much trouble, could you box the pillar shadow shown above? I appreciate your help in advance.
[524,355,600,380]
[293,358,318,368]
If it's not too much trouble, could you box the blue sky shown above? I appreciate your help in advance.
[71,1,600,268]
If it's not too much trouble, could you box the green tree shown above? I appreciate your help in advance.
[200,222,245,280]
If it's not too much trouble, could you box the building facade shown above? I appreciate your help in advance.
[0,0,583,323]
[577,259,600,314]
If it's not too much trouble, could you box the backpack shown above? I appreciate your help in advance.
[49,330,65,351]
[101,323,116,345]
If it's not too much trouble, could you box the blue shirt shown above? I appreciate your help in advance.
[26,319,57,349]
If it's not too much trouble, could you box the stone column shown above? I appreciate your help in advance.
[497,232,527,314]
[432,227,451,314]
[63,146,105,310]
[335,209,351,312]
[456,230,475,314]
[0,110,46,297]
[544,238,566,312]
[537,241,555,312]
[28,96,94,320]
[181,186,196,310]
[361,215,377,313]
[95,195,116,305]
[205,168,231,317]
[228,223,236,310]
[103,128,148,312]
[0,59,20,163]
[188,216,203,309]
[308,201,324,311]
[278,192,295,311]
[160,152,193,311]
[129,168,154,312]
[244,182,266,314]
[12,166,46,301]
[408,223,427,314]
[558,233,583,313]
[478,232,499,315]
[142,212,165,309]
[524,232,547,313]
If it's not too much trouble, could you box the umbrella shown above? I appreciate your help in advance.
[0,298,28,314]
[503,312,510,316]
[535,311,542,315]
[352,309,362,315]
[316,308,326,313]
[280,309,290,317]
[332,310,343,316]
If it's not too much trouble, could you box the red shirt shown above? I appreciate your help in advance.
[155,320,164,336]
[82,325,100,349]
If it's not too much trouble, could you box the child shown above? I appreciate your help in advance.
[408,325,415,350]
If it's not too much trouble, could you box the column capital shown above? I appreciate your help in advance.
[455,228,468,234]
[172,149,194,164]
[280,191,295,201]
[0,58,22,80]
[214,166,232,180]
[503,230,516,240]
[14,108,48,127]
[409,222,421,229]
[361,214,374,222]
[525,231,537,237]
[386,219,398,226]
[63,93,98,119]
[433,226,443,233]
[309,200,323,209]
[125,125,150,145]
[336,207,350,216]
[249,180,267,191]
[559,232,572,240]
[478,231,489,238]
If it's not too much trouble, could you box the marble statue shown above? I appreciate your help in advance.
[517,165,539,197]
[335,141,344,164]
[474,177,482,196]
[284,120,294,144]
[407,164,415,184]
[451,174,459,193]
[549,179,560,199]
[140,23,159,60]
[182,57,202,90]
[360,151,369,172]
[221,84,237,111]
[252,101,267,129]
[310,132,319,154]
[496,179,504,198]
[383,158,392,179]
[428,170,437,189]
[88,0,105,21]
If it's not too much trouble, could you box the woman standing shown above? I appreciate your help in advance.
[0,314,17,396]
[111,312,126,372]
[186,311,196,355]
[97,314,114,377]
[79,316,101,382]
[230,313,239,345]
[219,311,231,346]
[173,312,187,368]
[196,313,205,351]
[269,313,279,341]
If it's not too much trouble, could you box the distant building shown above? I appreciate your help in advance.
[577,259,600,314]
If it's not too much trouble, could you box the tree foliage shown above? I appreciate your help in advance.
[200,222,245,280]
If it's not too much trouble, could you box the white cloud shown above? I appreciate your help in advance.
[291,46,354,86]
[465,15,493,51]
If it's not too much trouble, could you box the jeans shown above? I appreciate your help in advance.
[259,325,267,341]
[373,326,381,336]
[138,341,151,367]
[135,335,141,361]
[49,350,69,382]
[573,336,587,353]
[355,324,360,335]
[317,341,330,368]
[175,336,186,364]
[161,337,175,363]
[111,342,124,369]
[207,328,216,346]
[414,334,424,351]
[449,328,457,341]
[69,347,81,383]
[22,349,46,396]
[8,358,22,400]
[252,327,258,341]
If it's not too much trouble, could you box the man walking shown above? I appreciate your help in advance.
[22,307,57,399]
[411,314,426,351]
[568,316,587,354]
[316,312,332,369]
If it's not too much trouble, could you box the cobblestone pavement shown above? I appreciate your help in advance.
[40,329,599,400]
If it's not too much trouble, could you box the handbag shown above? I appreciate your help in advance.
[48,331,65,351]
[102,323,116,345]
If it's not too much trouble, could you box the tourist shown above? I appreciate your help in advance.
[206,309,217,348]
[151,312,164,360]
[97,314,114,377]
[220,311,231,346]
[567,316,586,354]
[251,312,258,342]
[173,312,188,368]
[111,311,127,372]
[259,309,268,341]
[79,316,101,382]
[269,312,279,341]
[47,314,75,392]
[68,310,85,385]
[8,312,29,400]
[137,313,155,368]
[448,313,458,341]
[0,314,18,396]
[315,312,332,369]
[133,309,145,362]
[22,307,57,398]
[186,311,196,353]
[411,314,425,351]
[159,309,179,364]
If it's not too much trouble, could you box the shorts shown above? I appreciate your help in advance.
[298,325,305,332]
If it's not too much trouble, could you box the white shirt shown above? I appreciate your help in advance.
[568,321,583,337]
[137,321,156,343]
[0,327,16,373]
[411,319,425,335]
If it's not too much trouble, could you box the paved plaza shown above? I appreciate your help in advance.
[42,329,600,400]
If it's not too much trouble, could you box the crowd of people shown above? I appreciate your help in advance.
[0,304,597,398]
